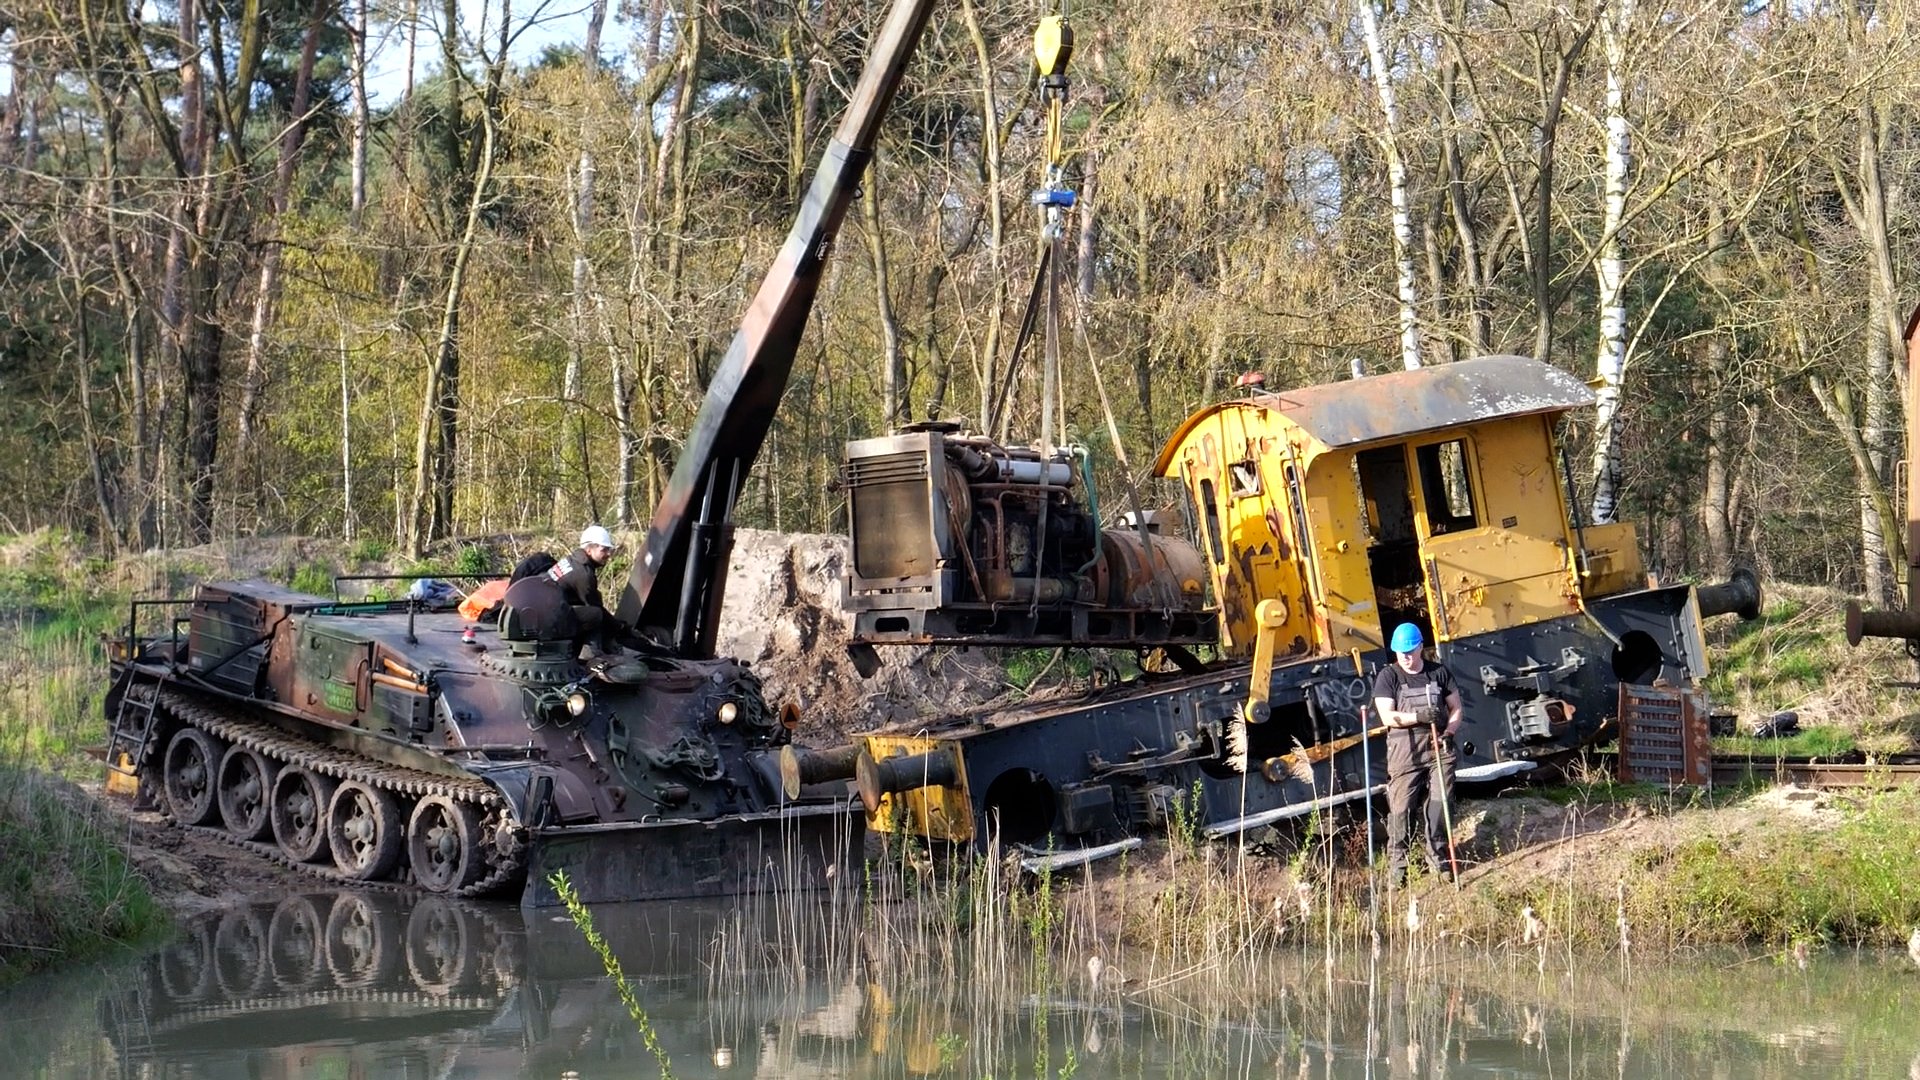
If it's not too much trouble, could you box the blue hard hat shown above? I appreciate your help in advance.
[1389,623,1424,654]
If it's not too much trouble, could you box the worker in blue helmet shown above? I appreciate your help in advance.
[1371,622,1464,886]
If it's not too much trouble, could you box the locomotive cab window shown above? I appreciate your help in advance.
[1416,439,1479,535]
[1197,478,1227,564]
[1229,459,1262,498]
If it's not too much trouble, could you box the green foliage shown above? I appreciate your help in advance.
[1001,648,1096,691]
[349,537,391,564]
[0,767,168,986]
[453,544,494,576]
[1713,725,1857,759]
[289,560,336,597]
[1170,780,1206,855]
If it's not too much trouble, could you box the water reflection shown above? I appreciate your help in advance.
[1,890,1917,1078]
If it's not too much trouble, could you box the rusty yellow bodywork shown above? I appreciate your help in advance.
[860,734,975,843]
[1155,355,1640,659]
[853,355,1668,840]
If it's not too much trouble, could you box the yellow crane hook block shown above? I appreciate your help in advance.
[1034,15,1074,83]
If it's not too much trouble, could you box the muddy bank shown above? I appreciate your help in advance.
[1065,781,1920,958]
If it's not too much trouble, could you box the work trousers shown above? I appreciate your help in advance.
[1385,725,1456,880]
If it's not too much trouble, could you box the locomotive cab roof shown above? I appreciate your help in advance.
[1153,354,1594,472]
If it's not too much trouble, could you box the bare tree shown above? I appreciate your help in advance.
[407,0,512,553]
[1357,0,1422,370]
[239,0,328,468]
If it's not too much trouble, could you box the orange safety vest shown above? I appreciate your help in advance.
[458,579,511,622]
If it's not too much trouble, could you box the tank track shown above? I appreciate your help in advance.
[141,685,525,899]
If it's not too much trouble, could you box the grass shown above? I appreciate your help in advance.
[1713,724,1858,759]
[1645,785,1920,946]
[1704,586,1912,739]
[0,767,168,986]
[0,575,127,776]
[0,535,165,983]
[1428,782,1920,954]
[288,559,335,596]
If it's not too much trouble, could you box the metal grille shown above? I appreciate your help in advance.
[1617,683,1712,786]
[847,450,935,580]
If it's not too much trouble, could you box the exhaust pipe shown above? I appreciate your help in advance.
[1695,566,1762,621]
[778,744,861,800]
[1844,601,1920,646]
[855,747,959,813]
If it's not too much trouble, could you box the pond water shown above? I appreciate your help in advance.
[4,888,1916,1078]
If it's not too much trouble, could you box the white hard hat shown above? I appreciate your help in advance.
[580,525,615,549]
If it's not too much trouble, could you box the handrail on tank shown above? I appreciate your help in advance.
[112,597,196,668]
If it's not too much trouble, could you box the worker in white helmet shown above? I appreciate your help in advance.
[499,525,619,654]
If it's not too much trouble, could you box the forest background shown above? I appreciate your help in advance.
[0,0,1913,600]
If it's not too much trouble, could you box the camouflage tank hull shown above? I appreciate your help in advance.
[105,580,858,905]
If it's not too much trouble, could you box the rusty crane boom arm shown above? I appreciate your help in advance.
[614,0,943,657]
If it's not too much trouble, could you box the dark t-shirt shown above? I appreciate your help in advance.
[546,547,605,610]
[1372,660,1458,717]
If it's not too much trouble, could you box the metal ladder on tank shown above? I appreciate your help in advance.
[100,980,157,1077]
[105,645,172,781]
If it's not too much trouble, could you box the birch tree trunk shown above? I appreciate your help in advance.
[239,0,324,463]
[1850,105,1897,602]
[558,0,609,525]
[350,0,369,226]
[1588,0,1634,526]
[1811,372,1902,600]
[1357,0,1421,370]
[340,321,354,541]
[1701,197,1733,574]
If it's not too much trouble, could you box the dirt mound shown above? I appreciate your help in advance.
[714,529,1005,742]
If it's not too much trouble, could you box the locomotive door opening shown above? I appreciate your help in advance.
[1355,445,1434,648]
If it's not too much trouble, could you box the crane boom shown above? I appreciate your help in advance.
[614,0,942,656]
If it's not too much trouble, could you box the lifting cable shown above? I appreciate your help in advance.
[1027,5,1075,614]
[988,8,1075,437]
[1027,7,1173,616]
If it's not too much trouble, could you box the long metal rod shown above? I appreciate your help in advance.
[617,0,943,648]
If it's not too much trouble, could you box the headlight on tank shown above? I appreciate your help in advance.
[566,691,589,717]
[717,701,739,725]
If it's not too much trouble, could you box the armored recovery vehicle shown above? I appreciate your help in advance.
[102,0,958,905]
[831,356,1764,853]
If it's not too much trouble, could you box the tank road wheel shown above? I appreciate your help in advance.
[271,767,338,863]
[162,727,226,826]
[266,895,326,990]
[324,893,397,988]
[405,896,471,993]
[213,907,271,995]
[216,745,278,841]
[157,917,216,1001]
[407,794,486,893]
[327,781,404,880]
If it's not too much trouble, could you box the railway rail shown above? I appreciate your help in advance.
[1708,755,1920,789]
